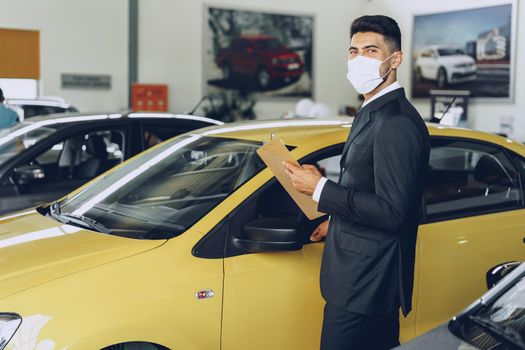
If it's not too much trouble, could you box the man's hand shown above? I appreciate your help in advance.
[311,220,329,242]
[283,161,322,196]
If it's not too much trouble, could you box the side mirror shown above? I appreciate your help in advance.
[234,217,303,253]
[13,164,45,186]
[486,261,521,289]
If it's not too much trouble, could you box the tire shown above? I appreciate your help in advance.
[437,67,448,88]
[257,67,271,88]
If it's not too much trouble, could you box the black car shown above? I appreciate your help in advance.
[396,262,525,350]
[0,112,222,215]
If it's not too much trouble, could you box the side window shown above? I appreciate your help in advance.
[424,139,522,221]
[317,155,341,182]
[142,122,188,150]
[23,105,47,118]
[9,128,126,189]
[210,144,342,258]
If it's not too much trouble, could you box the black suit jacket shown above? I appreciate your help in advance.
[318,88,430,316]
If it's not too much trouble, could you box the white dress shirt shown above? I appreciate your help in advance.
[312,81,402,203]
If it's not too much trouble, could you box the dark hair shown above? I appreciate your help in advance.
[350,15,401,52]
[0,88,4,102]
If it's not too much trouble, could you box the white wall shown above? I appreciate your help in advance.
[138,0,364,119]
[0,0,129,112]
[363,0,525,139]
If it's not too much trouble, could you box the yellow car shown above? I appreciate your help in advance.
[1,118,524,350]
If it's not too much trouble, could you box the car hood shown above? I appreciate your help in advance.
[438,55,475,65]
[0,211,165,301]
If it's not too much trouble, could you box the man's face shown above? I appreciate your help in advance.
[349,31,397,76]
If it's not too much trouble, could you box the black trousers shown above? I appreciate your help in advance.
[320,303,400,350]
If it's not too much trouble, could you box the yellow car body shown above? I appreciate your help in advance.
[1,118,524,349]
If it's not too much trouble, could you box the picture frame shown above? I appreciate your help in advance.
[203,4,315,99]
[411,1,518,102]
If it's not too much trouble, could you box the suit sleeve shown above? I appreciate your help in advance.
[317,116,424,233]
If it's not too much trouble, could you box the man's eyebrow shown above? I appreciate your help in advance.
[349,44,380,50]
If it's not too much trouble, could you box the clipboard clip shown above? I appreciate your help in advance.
[263,133,276,145]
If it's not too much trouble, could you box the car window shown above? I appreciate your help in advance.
[0,123,57,165]
[141,122,189,150]
[451,272,525,350]
[196,144,342,258]
[317,154,341,182]
[7,128,126,188]
[438,48,465,56]
[57,136,267,240]
[424,139,522,221]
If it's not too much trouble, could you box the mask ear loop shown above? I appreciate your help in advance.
[380,52,399,80]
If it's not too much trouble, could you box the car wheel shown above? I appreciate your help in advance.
[257,68,271,88]
[222,63,231,81]
[437,67,448,88]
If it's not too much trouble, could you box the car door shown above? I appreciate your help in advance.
[419,50,435,79]
[219,146,341,350]
[0,125,128,215]
[415,137,525,335]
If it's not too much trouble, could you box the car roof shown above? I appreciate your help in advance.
[20,111,223,127]
[6,98,72,109]
[192,117,525,156]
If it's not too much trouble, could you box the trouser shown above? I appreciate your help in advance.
[320,303,400,350]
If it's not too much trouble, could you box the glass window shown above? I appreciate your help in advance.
[425,139,522,220]
[255,38,283,50]
[7,128,125,187]
[0,128,126,215]
[317,154,341,182]
[57,136,266,240]
[142,123,189,150]
[451,271,525,349]
[0,123,57,165]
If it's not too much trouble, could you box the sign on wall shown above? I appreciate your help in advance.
[204,5,314,98]
[131,84,168,112]
[411,2,517,101]
[61,74,111,89]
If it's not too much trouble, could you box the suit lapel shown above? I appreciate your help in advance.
[340,88,406,162]
[341,110,371,160]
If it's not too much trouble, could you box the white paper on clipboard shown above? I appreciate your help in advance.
[256,135,325,220]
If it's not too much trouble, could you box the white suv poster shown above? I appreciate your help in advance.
[412,3,516,100]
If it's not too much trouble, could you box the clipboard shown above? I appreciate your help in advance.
[256,135,325,220]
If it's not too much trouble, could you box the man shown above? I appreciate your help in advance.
[284,15,430,349]
[0,88,18,130]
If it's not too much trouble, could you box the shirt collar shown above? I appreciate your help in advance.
[361,81,402,108]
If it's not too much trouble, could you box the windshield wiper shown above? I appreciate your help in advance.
[48,202,111,234]
[469,315,525,349]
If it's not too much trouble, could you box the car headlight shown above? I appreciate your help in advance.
[0,313,22,350]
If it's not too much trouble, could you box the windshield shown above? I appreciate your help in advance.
[437,48,465,56]
[55,135,266,239]
[256,38,284,50]
[0,123,57,164]
[453,269,525,349]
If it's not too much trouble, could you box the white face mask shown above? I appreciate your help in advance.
[346,52,396,94]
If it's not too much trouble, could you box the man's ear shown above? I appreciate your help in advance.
[392,51,403,70]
